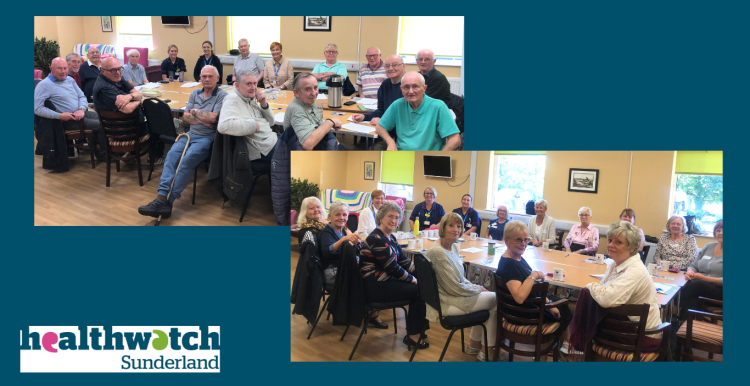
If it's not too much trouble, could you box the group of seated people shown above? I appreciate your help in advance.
[293,190,722,360]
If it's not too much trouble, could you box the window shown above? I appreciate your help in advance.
[399,17,463,66]
[380,152,415,202]
[118,16,153,51]
[673,151,723,234]
[228,17,280,55]
[490,153,546,214]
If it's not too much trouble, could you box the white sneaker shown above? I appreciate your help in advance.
[465,345,480,355]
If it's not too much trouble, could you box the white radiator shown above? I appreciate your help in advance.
[447,77,461,95]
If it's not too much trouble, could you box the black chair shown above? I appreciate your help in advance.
[143,98,208,205]
[410,254,490,362]
[238,161,271,223]
[551,229,567,250]
[640,245,651,264]
[306,283,334,340]
[450,93,464,133]
[343,76,356,96]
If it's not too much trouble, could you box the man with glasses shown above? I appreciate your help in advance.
[355,47,386,99]
[351,55,405,149]
[416,49,452,109]
[232,38,264,83]
[79,46,102,102]
[93,57,165,163]
[34,57,105,160]
[312,43,349,93]
[374,72,460,151]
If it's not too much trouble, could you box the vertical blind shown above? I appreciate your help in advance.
[118,16,152,35]
[675,151,723,175]
[381,152,415,185]
[399,17,464,57]
[228,17,280,55]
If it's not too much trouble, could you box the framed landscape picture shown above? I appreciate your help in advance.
[101,16,113,32]
[364,162,374,180]
[568,168,599,194]
[304,16,332,31]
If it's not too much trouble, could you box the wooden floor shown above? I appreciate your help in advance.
[34,141,276,226]
[290,237,722,362]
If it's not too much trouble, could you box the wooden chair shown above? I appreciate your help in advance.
[95,108,152,187]
[676,297,723,361]
[493,275,568,362]
[584,303,671,362]
[64,118,96,169]
[410,254,490,362]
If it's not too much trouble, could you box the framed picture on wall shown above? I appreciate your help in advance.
[304,16,332,31]
[101,16,113,32]
[568,168,599,194]
[364,162,374,180]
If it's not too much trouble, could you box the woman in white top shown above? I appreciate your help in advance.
[586,221,662,337]
[425,213,497,361]
[356,190,386,238]
[528,199,556,247]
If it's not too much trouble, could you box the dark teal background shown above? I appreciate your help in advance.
[7,2,746,384]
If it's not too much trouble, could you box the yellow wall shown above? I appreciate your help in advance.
[410,151,473,214]
[149,16,210,79]
[290,152,322,187]
[82,16,117,48]
[34,16,84,63]
[344,152,380,193]
[34,16,59,46]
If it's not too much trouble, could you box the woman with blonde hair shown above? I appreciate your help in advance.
[297,197,327,243]
[528,199,556,247]
[160,44,187,81]
[409,186,445,232]
[425,213,497,361]
[653,215,698,270]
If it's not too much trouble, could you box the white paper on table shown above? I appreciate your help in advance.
[316,94,327,100]
[354,98,378,104]
[460,247,485,253]
[347,116,370,123]
[141,83,162,89]
[180,82,201,87]
[362,104,378,111]
[274,112,285,125]
[341,123,376,134]
[180,107,186,110]
[589,274,605,280]
[655,283,676,294]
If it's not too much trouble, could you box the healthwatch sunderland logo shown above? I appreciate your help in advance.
[20,326,220,373]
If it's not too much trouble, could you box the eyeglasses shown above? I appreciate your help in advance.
[579,214,590,217]
[324,51,338,54]
[512,238,531,244]
[365,54,379,58]
[401,85,423,91]
[384,63,403,69]
[103,67,123,74]
[416,58,433,63]
[424,192,434,196]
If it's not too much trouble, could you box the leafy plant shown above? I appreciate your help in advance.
[291,178,320,218]
[34,37,60,78]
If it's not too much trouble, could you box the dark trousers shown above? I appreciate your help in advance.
[363,279,426,336]
[62,111,106,158]
[679,279,723,317]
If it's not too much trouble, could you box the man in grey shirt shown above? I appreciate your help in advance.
[283,73,342,150]
[137,65,226,220]
[34,57,106,160]
[232,38,264,83]
[122,49,148,86]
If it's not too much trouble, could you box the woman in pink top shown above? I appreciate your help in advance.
[564,207,599,255]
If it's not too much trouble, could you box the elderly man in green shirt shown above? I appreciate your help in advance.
[374,72,460,151]
[311,43,349,93]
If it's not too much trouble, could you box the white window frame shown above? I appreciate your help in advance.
[489,154,547,215]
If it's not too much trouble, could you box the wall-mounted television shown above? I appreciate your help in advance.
[161,17,190,26]
[423,155,452,178]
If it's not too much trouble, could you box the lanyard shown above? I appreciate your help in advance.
[422,203,434,218]
[170,59,180,72]
[369,205,377,223]
[273,60,281,77]
[459,208,471,228]
[204,56,212,67]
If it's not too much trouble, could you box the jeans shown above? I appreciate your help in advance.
[157,134,213,203]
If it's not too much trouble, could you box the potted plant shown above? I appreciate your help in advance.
[291,178,320,224]
[34,37,60,78]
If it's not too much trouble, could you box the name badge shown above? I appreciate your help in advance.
[424,220,430,225]
[702,256,712,260]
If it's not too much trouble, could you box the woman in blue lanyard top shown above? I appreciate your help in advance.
[357,189,386,238]
[160,45,187,81]
[263,42,294,90]
[409,186,445,232]
[452,194,480,236]
[194,41,223,84]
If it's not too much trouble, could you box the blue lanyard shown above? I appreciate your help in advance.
[422,203,433,218]
[459,208,470,227]
[273,60,281,77]
[204,56,212,67]
[170,59,180,72]
[369,205,377,223]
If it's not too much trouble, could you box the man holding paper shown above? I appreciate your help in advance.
[351,55,405,150]
[373,72,460,151]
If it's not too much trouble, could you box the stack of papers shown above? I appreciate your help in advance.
[354,97,378,104]
[361,104,378,111]
[341,123,376,134]
[460,247,484,253]
[274,112,285,125]
[655,283,676,295]
[347,116,370,124]
[180,82,201,87]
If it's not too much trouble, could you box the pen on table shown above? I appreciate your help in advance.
[331,112,345,115]
[270,107,282,110]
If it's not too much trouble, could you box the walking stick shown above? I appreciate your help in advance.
[155,133,191,226]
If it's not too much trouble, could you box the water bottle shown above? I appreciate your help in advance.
[178,71,184,82]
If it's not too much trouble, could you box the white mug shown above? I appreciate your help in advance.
[647,263,657,276]
[415,239,423,249]
[430,230,438,238]
[661,261,671,271]
[542,241,550,250]
[397,231,404,239]
[596,254,605,264]
[407,239,416,249]
[552,268,566,281]
[419,231,426,237]
[470,232,478,240]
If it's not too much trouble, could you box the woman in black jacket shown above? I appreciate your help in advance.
[194,41,223,84]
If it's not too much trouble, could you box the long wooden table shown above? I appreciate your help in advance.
[401,237,685,321]
[141,82,380,146]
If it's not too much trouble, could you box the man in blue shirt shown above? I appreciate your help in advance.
[312,44,349,93]
[374,72,460,151]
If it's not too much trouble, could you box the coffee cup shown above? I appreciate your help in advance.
[595,254,605,264]
[429,230,436,238]
[552,268,566,281]
[415,239,423,249]
[419,231,426,237]
[647,263,657,276]
[407,239,416,249]
[542,241,549,250]
[660,261,671,271]
[470,232,478,240]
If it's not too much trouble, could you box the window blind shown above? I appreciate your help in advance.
[399,17,463,57]
[118,16,152,35]
[675,151,723,175]
[381,152,415,185]
[228,17,280,55]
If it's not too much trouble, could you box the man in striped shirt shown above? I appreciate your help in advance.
[355,47,387,99]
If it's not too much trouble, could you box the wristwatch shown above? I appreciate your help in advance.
[78,107,87,111]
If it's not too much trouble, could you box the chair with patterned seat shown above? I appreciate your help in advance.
[95,108,153,187]
[494,275,568,362]
[585,303,672,362]
[676,297,723,362]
